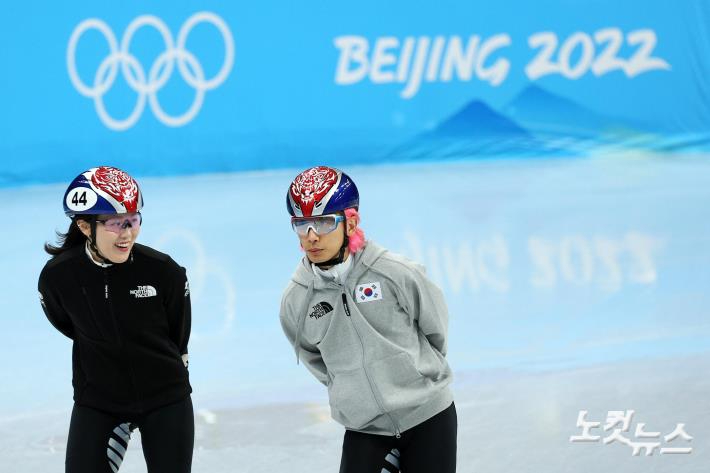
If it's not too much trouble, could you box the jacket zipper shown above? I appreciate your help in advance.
[104,269,144,410]
[341,294,350,316]
[341,292,402,438]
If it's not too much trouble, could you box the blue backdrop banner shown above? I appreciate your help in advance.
[1,0,709,185]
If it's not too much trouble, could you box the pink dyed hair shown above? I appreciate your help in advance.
[345,208,366,253]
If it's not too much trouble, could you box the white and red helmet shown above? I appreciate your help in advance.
[286,166,359,217]
[63,166,143,217]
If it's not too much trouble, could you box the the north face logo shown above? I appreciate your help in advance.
[129,285,157,298]
[309,301,333,319]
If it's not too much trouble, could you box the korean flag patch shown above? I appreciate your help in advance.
[355,282,382,303]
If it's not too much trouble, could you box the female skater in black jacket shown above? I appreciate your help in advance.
[38,166,193,473]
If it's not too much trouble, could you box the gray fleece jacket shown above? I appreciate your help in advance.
[280,241,453,436]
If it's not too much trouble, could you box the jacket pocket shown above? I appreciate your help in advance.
[328,368,381,430]
[369,352,430,412]
[418,338,447,381]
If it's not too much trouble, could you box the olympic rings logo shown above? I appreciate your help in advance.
[67,12,234,131]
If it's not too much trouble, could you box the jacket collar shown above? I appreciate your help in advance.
[290,241,388,289]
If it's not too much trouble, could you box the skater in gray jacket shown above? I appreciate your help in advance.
[280,166,457,473]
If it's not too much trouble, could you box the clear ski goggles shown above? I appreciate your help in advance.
[96,212,142,234]
[291,214,344,236]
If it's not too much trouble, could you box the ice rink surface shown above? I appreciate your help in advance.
[1,156,708,472]
[2,355,708,472]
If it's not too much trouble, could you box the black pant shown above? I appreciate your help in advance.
[340,402,457,473]
[65,396,194,473]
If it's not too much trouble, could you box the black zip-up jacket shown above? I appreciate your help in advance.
[38,243,192,414]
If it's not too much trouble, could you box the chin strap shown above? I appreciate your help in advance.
[314,229,350,269]
[82,217,112,265]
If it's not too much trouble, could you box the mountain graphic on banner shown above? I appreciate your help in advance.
[388,99,567,161]
[503,85,710,152]
[504,85,611,137]
[502,85,656,138]
[385,83,704,161]
[434,100,530,138]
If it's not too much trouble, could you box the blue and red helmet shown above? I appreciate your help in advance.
[287,166,359,217]
[63,166,143,217]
